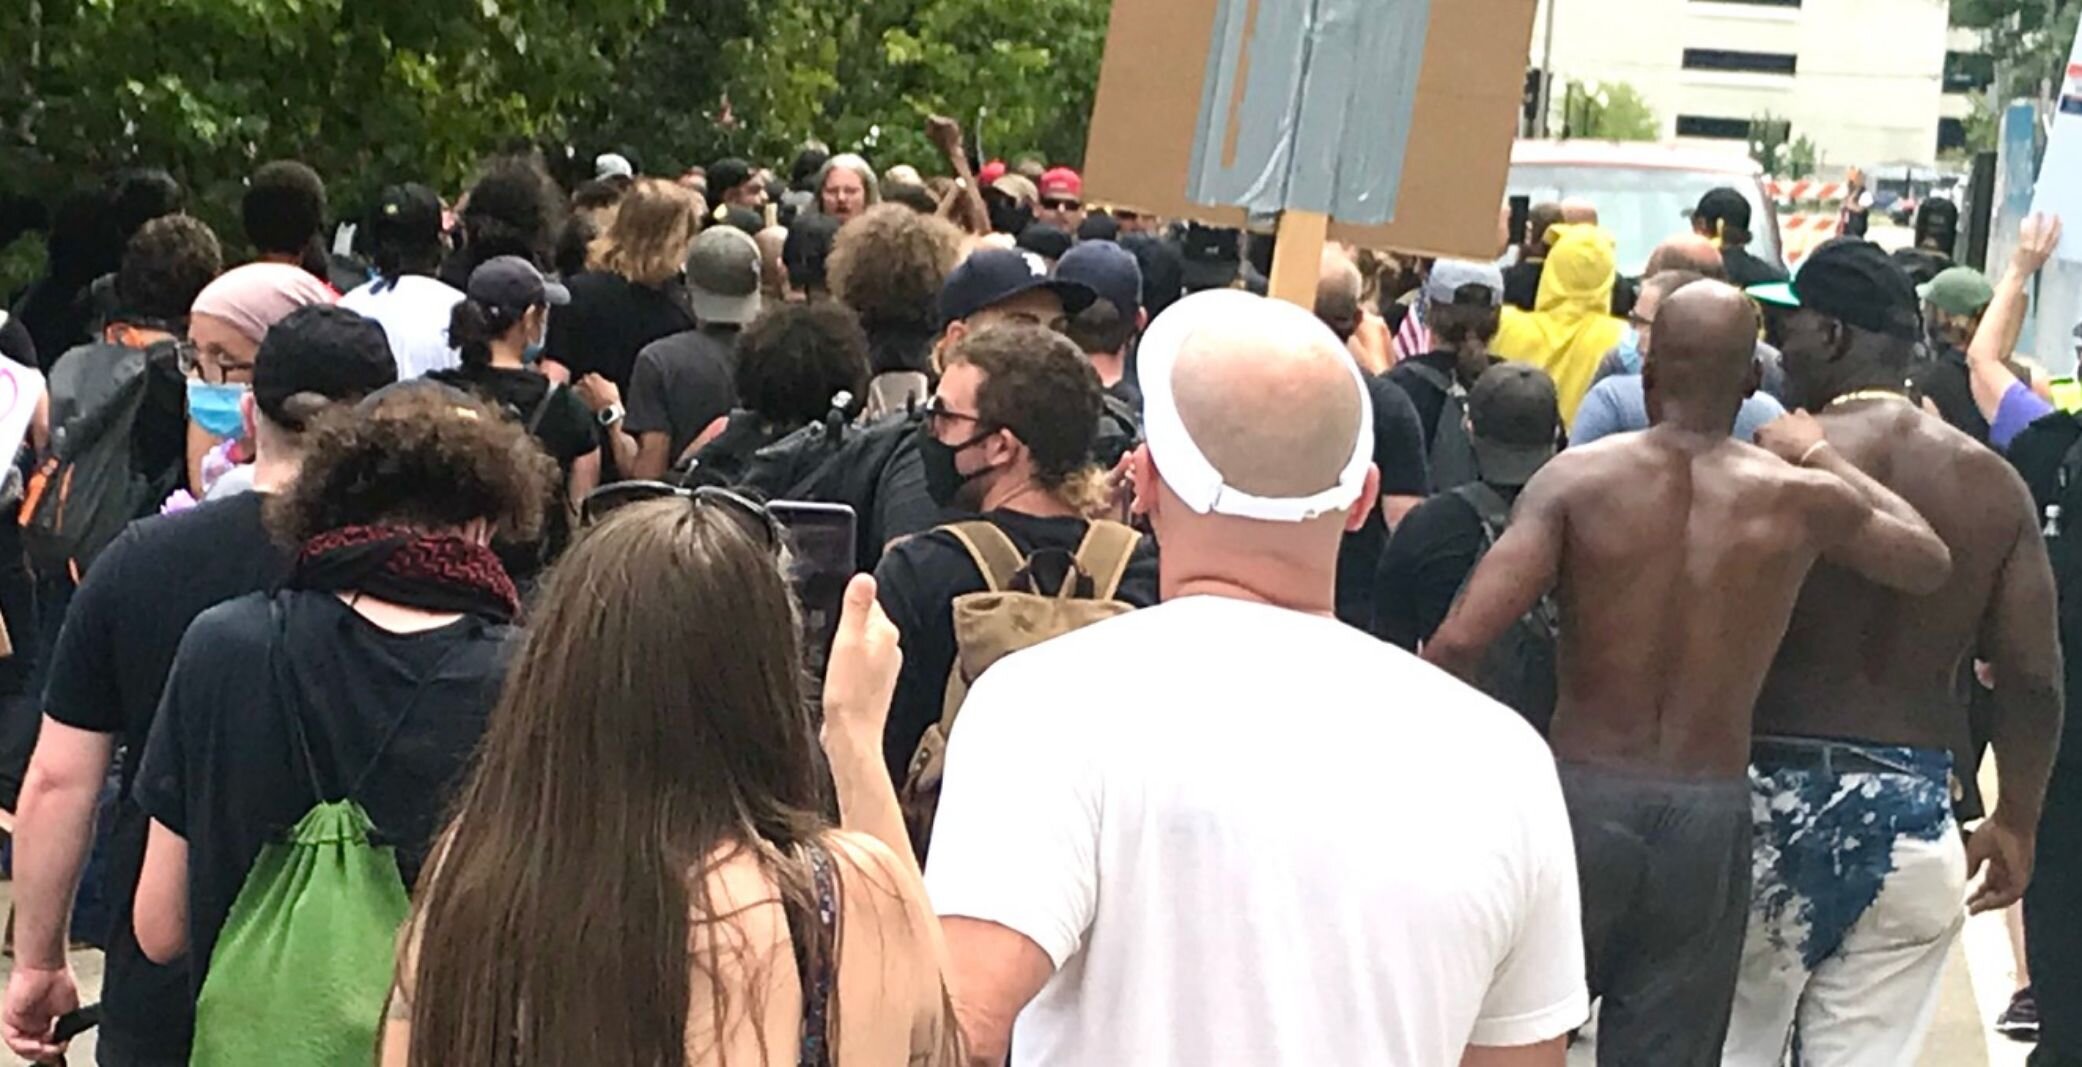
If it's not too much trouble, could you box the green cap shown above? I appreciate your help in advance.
[1916,266,1994,317]
[1747,281,1798,309]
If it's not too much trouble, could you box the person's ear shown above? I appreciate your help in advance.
[1128,444,1156,519]
[239,391,259,443]
[1345,465,1382,534]
[1827,320,1852,361]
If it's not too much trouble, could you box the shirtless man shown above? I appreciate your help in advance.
[1424,279,1952,1067]
[1725,237,2063,1067]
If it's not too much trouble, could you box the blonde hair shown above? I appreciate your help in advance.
[588,178,701,288]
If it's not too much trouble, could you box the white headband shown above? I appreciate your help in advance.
[1137,289,1373,523]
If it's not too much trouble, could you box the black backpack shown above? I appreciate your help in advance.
[1448,481,1558,734]
[1395,361,1478,492]
[22,341,178,581]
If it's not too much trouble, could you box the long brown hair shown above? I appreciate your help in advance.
[403,498,832,1066]
[589,177,701,287]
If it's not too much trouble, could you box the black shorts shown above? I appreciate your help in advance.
[2029,759,2082,1061]
[1559,762,1752,1067]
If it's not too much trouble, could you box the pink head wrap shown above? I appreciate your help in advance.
[188,263,336,345]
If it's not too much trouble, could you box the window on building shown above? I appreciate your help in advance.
[1682,49,1799,75]
[1944,51,1995,94]
[1938,118,1969,153]
[1676,115,1755,140]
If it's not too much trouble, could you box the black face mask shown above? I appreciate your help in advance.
[916,423,995,509]
[990,200,1035,237]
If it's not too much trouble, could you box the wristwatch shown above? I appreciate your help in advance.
[597,403,625,428]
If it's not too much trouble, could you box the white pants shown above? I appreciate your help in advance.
[1722,748,1968,1067]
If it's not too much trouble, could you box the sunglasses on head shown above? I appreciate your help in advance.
[579,481,783,550]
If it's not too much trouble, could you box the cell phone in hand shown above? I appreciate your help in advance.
[768,501,858,680]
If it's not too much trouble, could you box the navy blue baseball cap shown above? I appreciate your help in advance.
[937,248,1096,325]
[1056,239,1144,320]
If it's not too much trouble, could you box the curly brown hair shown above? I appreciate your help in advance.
[267,381,558,547]
[827,203,962,329]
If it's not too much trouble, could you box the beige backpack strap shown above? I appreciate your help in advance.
[1072,521,1142,601]
[941,522,1026,593]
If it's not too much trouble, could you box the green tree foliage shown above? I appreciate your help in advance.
[1,0,667,245]
[1951,0,2082,98]
[1749,113,1794,176]
[1558,81,1659,142]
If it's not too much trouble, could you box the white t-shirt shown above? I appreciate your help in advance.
[338,275,464,380]
[925,595,1587,1066]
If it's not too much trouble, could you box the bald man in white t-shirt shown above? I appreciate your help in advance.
[923,290,1588,1066]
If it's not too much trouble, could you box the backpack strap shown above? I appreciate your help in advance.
[524,381,562,437]
[1451,481,1514,545]
[1071,521,1141,601]
[1399,359,1453,394]
[941,522,1026,594]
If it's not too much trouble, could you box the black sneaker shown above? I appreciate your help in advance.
[1998,986,2041,1042]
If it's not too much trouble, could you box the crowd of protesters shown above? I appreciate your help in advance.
[0,120,2072,1067]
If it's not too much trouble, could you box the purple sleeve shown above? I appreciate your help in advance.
[1991,381,2056,452]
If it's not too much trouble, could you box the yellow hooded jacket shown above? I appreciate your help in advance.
[1493,224,1625,427]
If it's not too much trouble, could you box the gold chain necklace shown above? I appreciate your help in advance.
[1826,389,1914,410]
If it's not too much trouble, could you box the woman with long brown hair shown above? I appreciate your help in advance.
[386,496,955,1066]
[542,177,701,392]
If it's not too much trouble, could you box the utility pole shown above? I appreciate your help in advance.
[1536,0,1559,137]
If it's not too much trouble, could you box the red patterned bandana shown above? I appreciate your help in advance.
[291,525,520,622]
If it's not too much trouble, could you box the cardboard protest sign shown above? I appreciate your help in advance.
[1084,0,1537,261]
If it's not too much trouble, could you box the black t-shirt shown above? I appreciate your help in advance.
[627,326,740,465]
[429,364,598,469]
[133,591,511,1000]
[2001,414,2082,767]
[41,491,289,1059]
[544,271,697,390]
[1372,488,1503,650]
[874,512,1161,782]
[1105,376,1144,414]
[1912,345,1991,445]
[1387,350,1464,446]
[1335,375,1430,630]
[1722,246,1790,290]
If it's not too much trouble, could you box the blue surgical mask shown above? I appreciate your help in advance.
[1617,324,1643,374]
[187,380,249,440]
[523,338,545,366]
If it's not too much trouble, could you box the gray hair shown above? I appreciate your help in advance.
[813,154,881,213]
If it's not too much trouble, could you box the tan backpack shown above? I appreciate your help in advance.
[899,519,1142,858]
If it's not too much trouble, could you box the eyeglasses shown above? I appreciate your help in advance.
[579,481,783,550]
[1628,311,1656,330]
[923,395,987,434]
[177,341,255,384]
[1041,197,1082,212]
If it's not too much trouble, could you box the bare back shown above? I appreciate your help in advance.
[1543,430,1858,776]
[1754,402,2033,754]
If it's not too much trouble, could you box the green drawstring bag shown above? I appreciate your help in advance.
[190,800,411,1067]
[190,599,452,1067]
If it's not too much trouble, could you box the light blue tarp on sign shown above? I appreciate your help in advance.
[1186,0,1435,226]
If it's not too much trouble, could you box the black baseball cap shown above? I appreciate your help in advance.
[253,305,400,430]
[466,255,570,311]
[1077,213,1121,242]
[1469,363,1561,488]
[1695,187,1752,231]
[1177,222,1241,292]
[1057,239,1144,320]
[369,183,443,246]
[710,203,764,235]
[937,249,1096,325]
[1748,238,1921,342]
[709,158,755,196]
[1016,222,1073,262]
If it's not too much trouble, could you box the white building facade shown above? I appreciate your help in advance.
[1530,0,1969,170]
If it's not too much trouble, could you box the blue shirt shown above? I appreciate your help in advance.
[1570,375,1787,448]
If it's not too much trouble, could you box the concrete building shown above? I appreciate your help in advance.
[1530,0,1963,169]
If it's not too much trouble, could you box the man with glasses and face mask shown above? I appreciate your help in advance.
[872,321,1159,787]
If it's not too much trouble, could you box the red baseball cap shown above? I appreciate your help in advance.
[1040,167,1083,201]
[978,160,1008,185]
